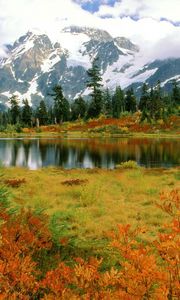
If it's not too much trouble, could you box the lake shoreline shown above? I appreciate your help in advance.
[0,115,179,138]
[0,131,179,138]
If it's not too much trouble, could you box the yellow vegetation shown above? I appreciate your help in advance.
[2,166,179,243]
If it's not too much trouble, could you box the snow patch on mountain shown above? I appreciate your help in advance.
[22,79,38,104]
[161,75,180,87]
[41,50,63,73]
[57,31,91,69]
[102,50,159,90]
[2,91,12,98]
[3,39,34,66]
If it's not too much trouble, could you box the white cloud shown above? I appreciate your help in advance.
[144,30,180,61]
[0,47,7,57]
[0,0,96,43]
[96,0,180,22]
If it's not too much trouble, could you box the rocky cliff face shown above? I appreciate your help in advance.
[0,26,179,107]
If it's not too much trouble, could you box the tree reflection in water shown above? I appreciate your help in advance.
[0,138,179,169]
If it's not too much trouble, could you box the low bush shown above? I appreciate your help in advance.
[4,178,26,188]
[15,123,22,133]
[61,179,88,186]
[0,125,6,132]
[116,160,140,169]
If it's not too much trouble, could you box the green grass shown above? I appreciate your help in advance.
[1,166,179,268]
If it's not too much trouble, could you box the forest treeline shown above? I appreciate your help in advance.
[0,59,179,130]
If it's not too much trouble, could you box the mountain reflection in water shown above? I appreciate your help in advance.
[0,137,179,169]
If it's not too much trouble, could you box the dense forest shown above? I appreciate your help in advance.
[0,59,179,130]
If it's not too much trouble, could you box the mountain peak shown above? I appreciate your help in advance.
[114,37,139,52]
[0,26,179,106]
[62,26,112,42]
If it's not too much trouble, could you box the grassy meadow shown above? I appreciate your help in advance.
[2,165,179,267]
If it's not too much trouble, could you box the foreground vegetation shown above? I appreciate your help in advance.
[0,165,179,298]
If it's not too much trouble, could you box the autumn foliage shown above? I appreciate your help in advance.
[4,178,26,188]
[0,188,179,299]
[61,179,88,186]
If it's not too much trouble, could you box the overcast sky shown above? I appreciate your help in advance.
[0,0,180,60]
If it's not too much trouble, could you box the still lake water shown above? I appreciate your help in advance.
[0,137,179,169]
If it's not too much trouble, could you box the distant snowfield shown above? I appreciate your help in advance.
[58,32,91,69]
[102,49,158,90]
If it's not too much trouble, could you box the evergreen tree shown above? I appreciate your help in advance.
[125,88,137,112]
[9,95,20,124]
[51,85,70,123]
[152,81,163,120]
[47,106,55,125]
[2,111,10,127]
[103,88,112,117]
[146,82,165,121]
[86,58,103,118]
[171,80,180,106]
[0,112,6,129]
[71,96,87,120]
[112,86,125,118]
[22,99,32,127]
[139,83,150,111]
[148,87,156,120]
[36,100,48,125]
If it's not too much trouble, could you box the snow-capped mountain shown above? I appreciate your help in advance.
[0,26,180,107]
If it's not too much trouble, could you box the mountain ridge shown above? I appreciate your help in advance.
[0,26,180,107]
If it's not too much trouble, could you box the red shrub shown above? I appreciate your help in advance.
[4,178,26,188]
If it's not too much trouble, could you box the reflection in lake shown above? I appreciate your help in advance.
[0,137,179,169]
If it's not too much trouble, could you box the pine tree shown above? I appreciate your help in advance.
[47,106,54,125]
[3,111,10,126]
[152,81,163,120]
[36,100,48,125]
[0,111,9,127]
[112,86,125,118]
[103,88,112,117]
[51,85,70,123]
[139,83,150,111]
[9,95,20,124]
[86,58,103,118]
[22,99,32,127]
[71,96,87,120]
[125,88,137,113]
[171,80,180,106]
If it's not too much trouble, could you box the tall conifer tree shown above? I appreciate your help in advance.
[71,96,87,120]
[86,58,103,118]
[125,88,137,113]
[51,85,70,123]
[103,88,112,117]
[112,86,125,118]
[22,99,32,127]
[36,100,48,125]
[9,95,20,124]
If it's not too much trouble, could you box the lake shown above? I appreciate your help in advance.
[0,137,179,169]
